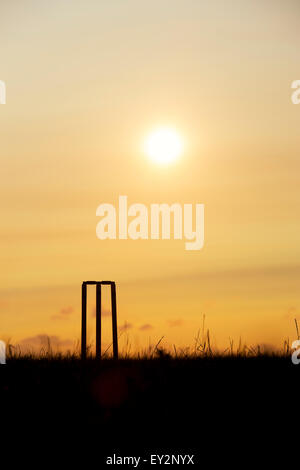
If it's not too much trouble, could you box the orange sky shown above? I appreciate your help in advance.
[1,0,300,352]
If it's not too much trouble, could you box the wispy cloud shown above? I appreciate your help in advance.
[91,307,111,318]
[19,334,73,351]
[60,306,73,315]
[167,319,183,327]
[139,324,153,331]
[119,322,133,332]
[51,305,74,320]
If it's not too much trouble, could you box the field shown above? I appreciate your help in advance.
[1,345,298,466]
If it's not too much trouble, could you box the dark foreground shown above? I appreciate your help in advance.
[1,356,298,466]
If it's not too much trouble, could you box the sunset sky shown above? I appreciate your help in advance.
[1,0,300,352]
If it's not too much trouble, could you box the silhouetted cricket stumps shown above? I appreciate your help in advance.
[81,281,118,360]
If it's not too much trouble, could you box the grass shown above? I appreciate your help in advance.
[5,316,297,360]
[1,324,298,459]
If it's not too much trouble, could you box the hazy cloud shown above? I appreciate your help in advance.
[139,324,153,331]
[60,306,73,315]
[92,307,111,318]
[119,322,133,332]
[167,319,183,327]
[51,306,74,320]
[19,334,74,351]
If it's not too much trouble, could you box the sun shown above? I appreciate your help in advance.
[144,127,183,165]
